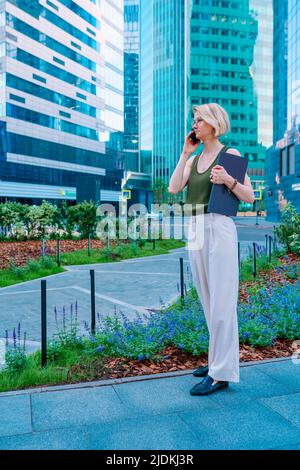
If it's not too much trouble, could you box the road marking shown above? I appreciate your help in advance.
[71,285,150,315]
[66,270,178,276]
[0,286,72,296]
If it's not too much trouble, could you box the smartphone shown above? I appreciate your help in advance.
[189,130,200,144]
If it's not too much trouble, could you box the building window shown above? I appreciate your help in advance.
[288,144,295,175]
[280,148,287,176]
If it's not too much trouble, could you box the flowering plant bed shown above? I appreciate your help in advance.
[0,251,299,392]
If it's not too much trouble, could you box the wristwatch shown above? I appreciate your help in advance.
[227,178,238,193]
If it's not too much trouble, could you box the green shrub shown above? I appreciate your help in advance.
[275,202,300,254]
[66,200,97,238]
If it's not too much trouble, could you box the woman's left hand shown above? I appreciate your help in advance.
[210,165,229,185]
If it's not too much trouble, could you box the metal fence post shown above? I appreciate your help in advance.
[90,269,96,335]
[268,235,272,261]
[170,211,174,240]
[273,225,277,251]
[265,234,268,254]
[180,257,184,299]
[88,233,91,256]
[57,239,61,266]
[41,280,47,367]
[253,242,257,278]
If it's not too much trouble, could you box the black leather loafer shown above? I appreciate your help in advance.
[190,375,229,396]
[192,365,209,377]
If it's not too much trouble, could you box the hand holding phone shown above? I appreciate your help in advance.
[189,130,201,144]
[182,130,201,156]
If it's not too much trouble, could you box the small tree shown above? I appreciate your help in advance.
[22,202,62,239]
[0,202,20,237]
[66,200,97,238]
[275,202,300,254]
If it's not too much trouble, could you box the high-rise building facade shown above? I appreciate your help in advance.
[124,0,139,172]
[0,0,124,206]
[187,0,266,195]
[264,0,299,221]
[140,0,272,204]
[249,0,273,148]
[139,0,153,177]
[273,0,288,144]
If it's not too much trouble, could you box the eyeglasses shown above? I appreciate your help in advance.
[192,117,203,126]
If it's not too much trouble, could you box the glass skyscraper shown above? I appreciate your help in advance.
[0,0,124,206]
[124,0,139,172]
[140,0,271,200]
[249,0,273,148]
[139,0,153,177]
[273,0,288,144]
[264,0,299,221]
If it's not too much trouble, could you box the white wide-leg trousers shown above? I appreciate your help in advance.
[186,212,240,383]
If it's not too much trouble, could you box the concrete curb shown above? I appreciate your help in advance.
[0,354,293,398]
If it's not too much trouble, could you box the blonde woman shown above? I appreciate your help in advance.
[168,103,255,396]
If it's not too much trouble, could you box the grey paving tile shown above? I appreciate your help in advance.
[86,414,203,450]
[31,386,134,432]
[259,392,300,430]
[112,375,220,416]
[208,365,294,407]
[0,394,32,437]
[0,427,89,450]
[254,360,300,392]
[178,400,300,450]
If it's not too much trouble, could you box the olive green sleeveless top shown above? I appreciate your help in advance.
[186,145,229,216]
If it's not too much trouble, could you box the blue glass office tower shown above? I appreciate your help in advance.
[0,0,124,206]
[139,0,153,177]
[124,0,139,172]
[273,0,288,144]
[140,0,272,203]
[264,0,299,221]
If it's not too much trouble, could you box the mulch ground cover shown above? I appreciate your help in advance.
[0,239,125,270]
[66,339,295,383]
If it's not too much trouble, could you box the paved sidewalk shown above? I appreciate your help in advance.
[0,357,300,450]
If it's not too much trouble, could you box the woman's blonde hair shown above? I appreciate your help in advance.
[192,102,230,137]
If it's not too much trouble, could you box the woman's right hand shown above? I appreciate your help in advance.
[182,131,201,156]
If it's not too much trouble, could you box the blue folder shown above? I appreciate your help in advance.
[207,150,249,216]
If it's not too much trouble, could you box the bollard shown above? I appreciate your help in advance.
[152,238,155,250]
[180,257,184,299]
[88,234,91,257]
[268,235,272,261]
[265,234,268,254]
[148,217,151,241]
[170,212,174,240]
[90,269,96,335]
[57,239,61,267]
[106,231,110,256]
[41,280,47,368]
[273,225,277,251]
[253,242,257,278]
[42,238,45,257]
